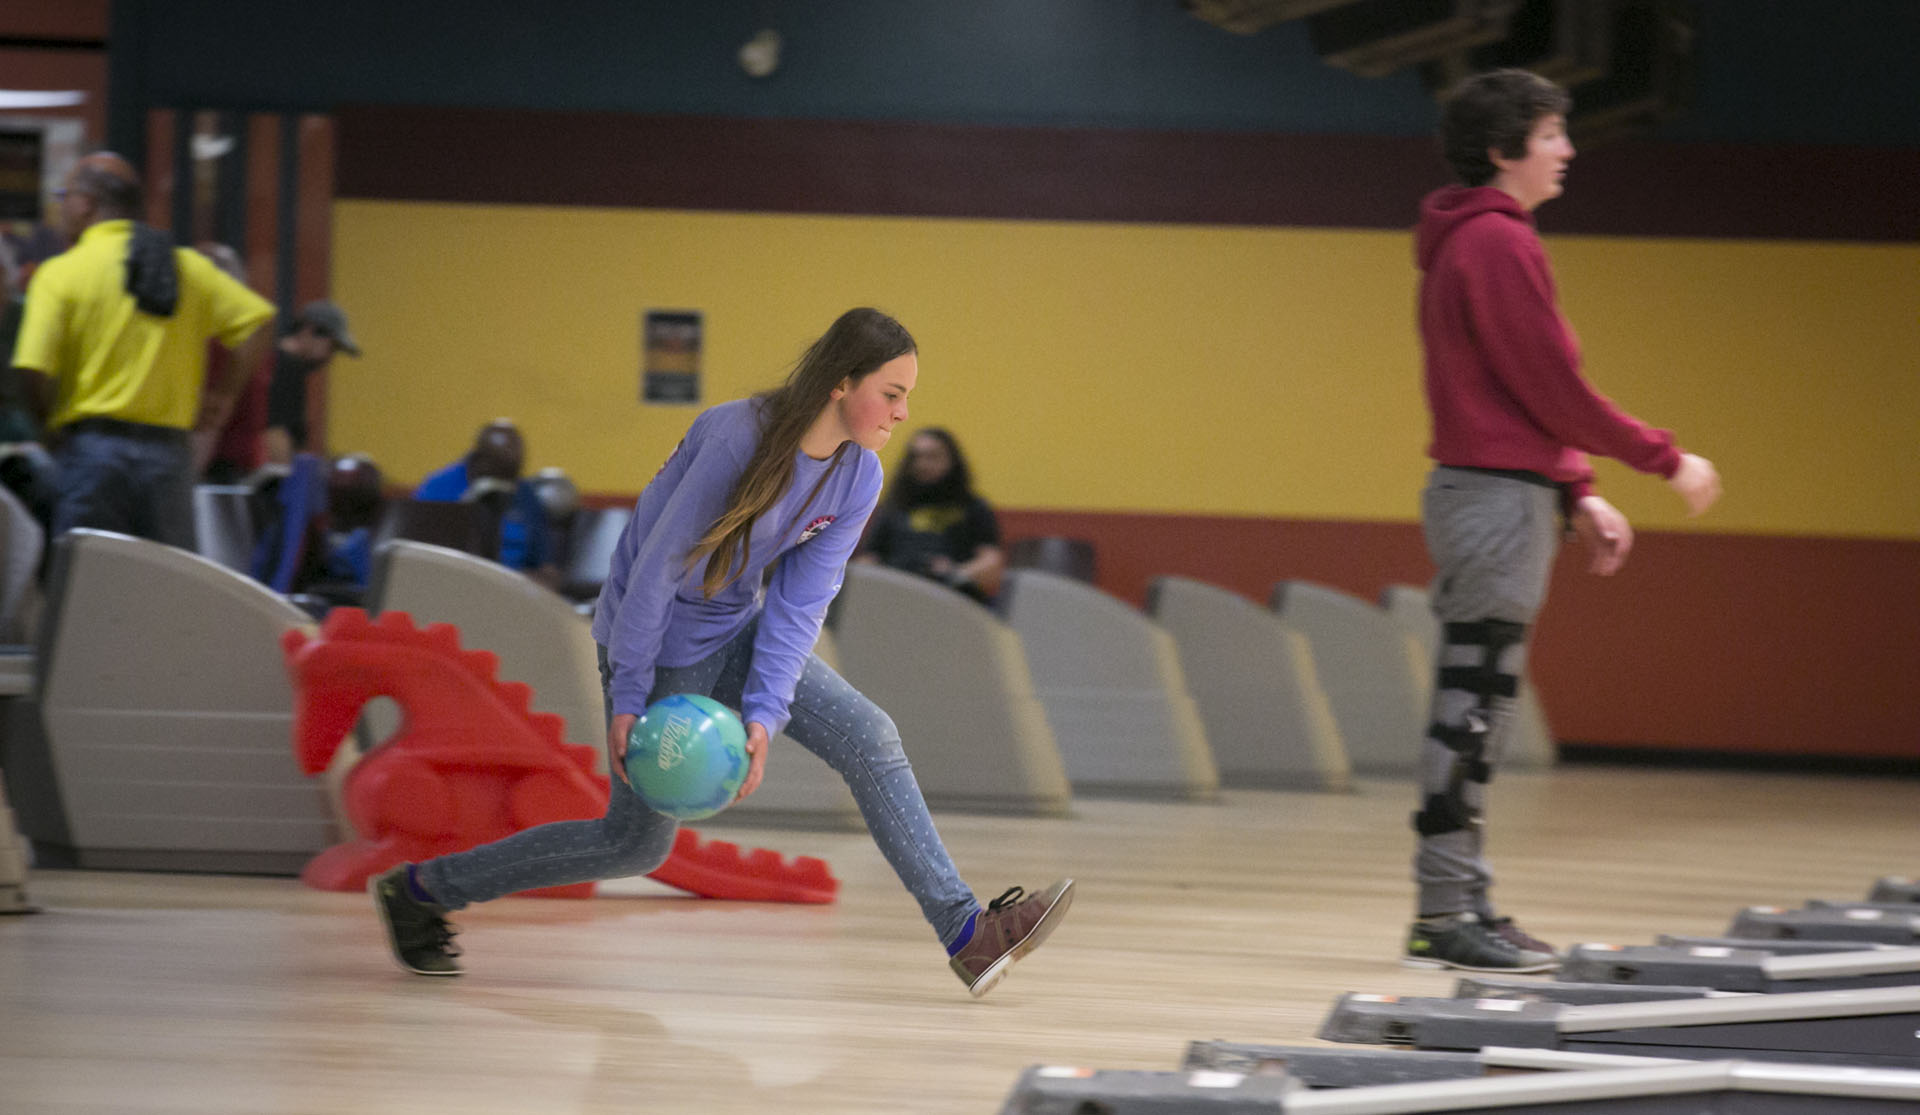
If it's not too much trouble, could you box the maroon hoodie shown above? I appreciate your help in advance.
[1416,185,1680,506]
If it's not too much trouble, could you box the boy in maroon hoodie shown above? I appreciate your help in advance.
[1405,70,1721,973]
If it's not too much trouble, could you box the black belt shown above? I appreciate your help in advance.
[65,416,190,444]
[1439,465,1560,492]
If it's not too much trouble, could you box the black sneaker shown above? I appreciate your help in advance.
[370,866,463,976]
[1404,912,1557,974]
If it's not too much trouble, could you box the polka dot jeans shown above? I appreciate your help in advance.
[419,622,981,946]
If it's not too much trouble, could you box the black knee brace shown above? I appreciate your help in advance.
[1413,619,1526,837]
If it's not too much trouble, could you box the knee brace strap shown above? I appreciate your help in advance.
[1437,666,1518,698]
[1413,792,1476,837]
[1428,720,1481,752]
[1443,619,1529,649]
[1428,721,1491,778]
[1416,618,1530,840]
[1436,617,1528,707]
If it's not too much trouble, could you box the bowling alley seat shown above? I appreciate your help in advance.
[367,540,861,828]
[1269,580,1428,777]
[999,568,1218,801]
[0,495,44,908]
[375,498,499,561]
[1005,536,1097,584]
[0,484,43,654]
[0,768,33,912]
[832,564,1072,816]
[191,483,256,574]
[4,529,334,872]
[559,505,633,605]
[1380,584,1555,771]
[1145,576,1349,792]
[0,485,43,732]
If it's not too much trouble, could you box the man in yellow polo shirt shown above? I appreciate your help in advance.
[11,152,274,548]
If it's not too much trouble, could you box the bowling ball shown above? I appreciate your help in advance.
[624,693,749,820]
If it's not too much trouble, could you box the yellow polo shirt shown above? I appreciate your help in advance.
[12,220,275,431]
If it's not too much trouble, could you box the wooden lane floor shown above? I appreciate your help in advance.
[1,765,1909,1113]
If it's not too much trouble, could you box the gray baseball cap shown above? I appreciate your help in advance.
[295,299,361,357]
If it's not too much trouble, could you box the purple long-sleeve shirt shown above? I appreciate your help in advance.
[590,398,881,735]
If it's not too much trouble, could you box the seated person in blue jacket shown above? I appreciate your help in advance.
[415,419,556,580]
[856,427,1004,605]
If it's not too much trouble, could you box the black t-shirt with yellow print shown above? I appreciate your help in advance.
[865,496,1000,602]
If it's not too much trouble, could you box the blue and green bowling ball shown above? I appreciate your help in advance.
[624,694,749,820]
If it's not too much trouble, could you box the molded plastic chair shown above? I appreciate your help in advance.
[1006,536,1097,584]
[9,529,332,872]
[833,564,1071,816]
[376,497,499,561]
[1146,576,1349,792]
[0,485,43,646]
[560,505,634,603]
[192,484,255,573]
[1270,580,1428,777]
[1001,568,1217,800]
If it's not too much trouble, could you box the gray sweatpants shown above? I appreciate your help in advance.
[1413,466,1561,918]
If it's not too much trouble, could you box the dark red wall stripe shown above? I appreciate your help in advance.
[995,508,1920,760]
[336,105,1919,241]
[572,490,1919,757]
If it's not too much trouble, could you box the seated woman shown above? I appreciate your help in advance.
[858,427,1003,605]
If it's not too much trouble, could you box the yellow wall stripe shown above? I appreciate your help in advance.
[331,200,1919,539]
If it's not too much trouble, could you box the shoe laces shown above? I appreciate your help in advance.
[400,905,463,957]
[424,916,462,958]
[1488,915,1551,954]
[1423,914,1513,947]
[1444,917,1525,961]
[986,886,1026,914]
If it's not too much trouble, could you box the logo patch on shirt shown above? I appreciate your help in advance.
[653,439,684,481]
[797,515,835,544]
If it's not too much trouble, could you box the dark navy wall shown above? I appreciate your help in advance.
[135,1,1429,133]
[1657,0,1920,146]
[127,0,1919,146]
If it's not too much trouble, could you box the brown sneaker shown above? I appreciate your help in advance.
[948,879,1075,998]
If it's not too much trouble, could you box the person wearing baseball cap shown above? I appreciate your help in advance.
[262,299,361,466]
[293,300,360,357]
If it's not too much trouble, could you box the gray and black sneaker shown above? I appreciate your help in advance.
[1404,912,1557,974]
[370,866,463,976]
[1488,915,1560,961]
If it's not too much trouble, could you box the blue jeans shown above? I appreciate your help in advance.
[51,421,196,550]
[419,621,981,945]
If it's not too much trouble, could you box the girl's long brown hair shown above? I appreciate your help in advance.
[686,307,915,598]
